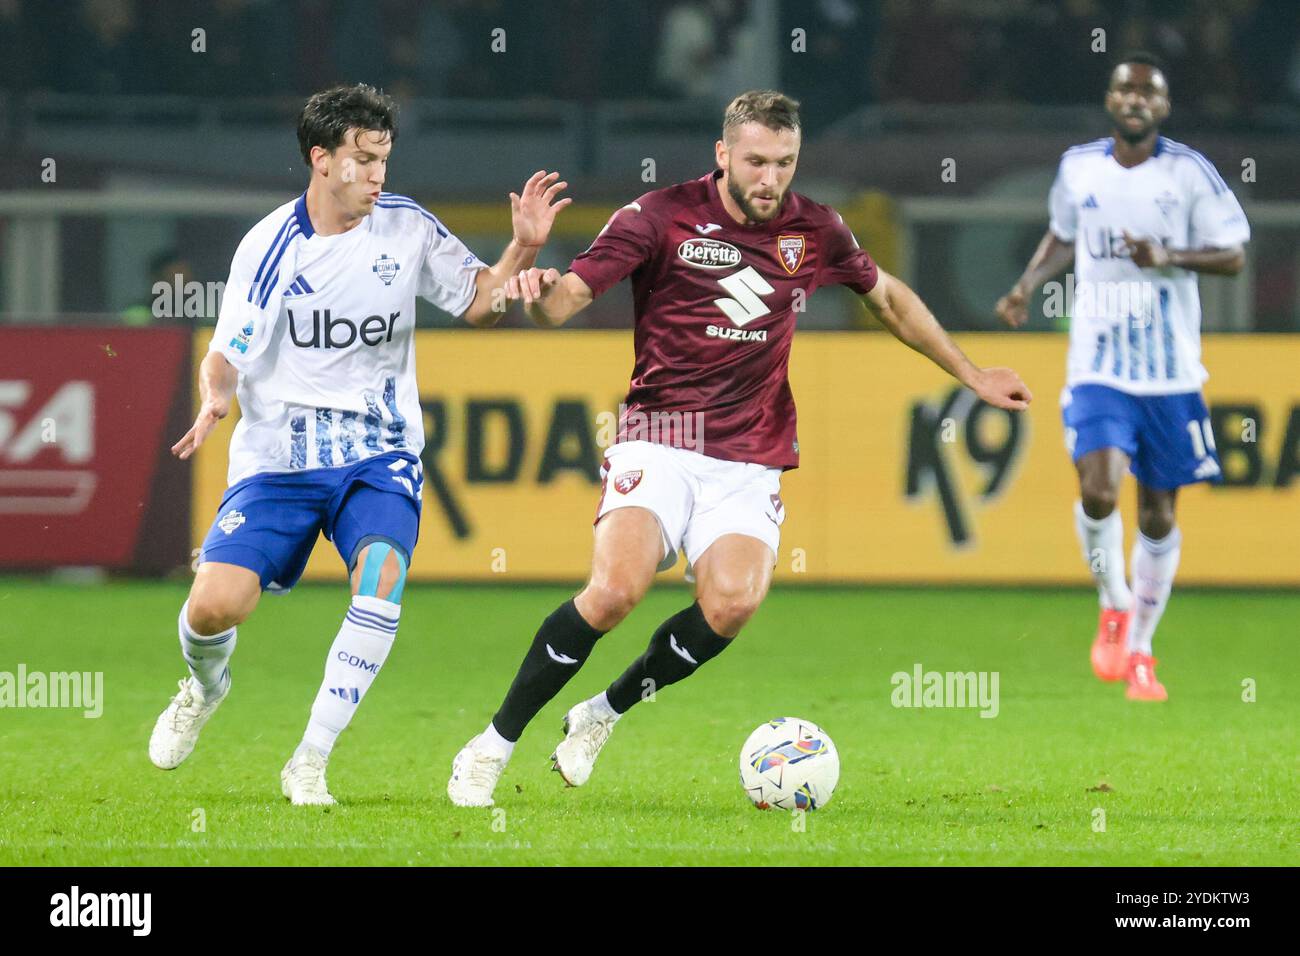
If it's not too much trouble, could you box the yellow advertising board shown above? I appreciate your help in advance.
[191,333,1300,585]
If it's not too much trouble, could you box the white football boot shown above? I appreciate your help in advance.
[280,746,336,806]
[551,700,616,787]
[148,674,230,770]
[447,735,508,807]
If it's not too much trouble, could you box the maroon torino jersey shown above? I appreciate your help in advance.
[569,169,878,469]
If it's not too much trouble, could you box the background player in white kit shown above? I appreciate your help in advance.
[148,85,571,803]
[998,53,1249,700]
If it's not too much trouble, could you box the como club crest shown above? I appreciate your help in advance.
[777,235,806,275]
[613,470,643,494]
[372,254,400,285]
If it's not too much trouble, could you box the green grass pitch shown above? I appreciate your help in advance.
[1,578,1296,866]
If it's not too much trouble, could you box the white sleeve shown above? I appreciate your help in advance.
[210,223,294,371]
[1189,171,1251,249]
[418,220,486,317]
[1047,159,1077,241]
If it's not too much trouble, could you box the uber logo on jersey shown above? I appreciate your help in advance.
[678,237,742,270]
[1083,227,1171,261]
[288,308,401,348]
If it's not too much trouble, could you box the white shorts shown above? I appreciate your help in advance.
[595,440,785,573]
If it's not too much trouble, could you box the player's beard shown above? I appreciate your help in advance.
[727,176,787,224]
[1114,111,1157,145]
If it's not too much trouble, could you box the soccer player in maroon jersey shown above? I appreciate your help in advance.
[448,90,1032,807]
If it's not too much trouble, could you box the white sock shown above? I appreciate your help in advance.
[1073,501,1132,611]
[1128,528,1181,655]
[480,722,515,761]
[301,596,398,756]
[178,601,236,697]
[587,690,621,723]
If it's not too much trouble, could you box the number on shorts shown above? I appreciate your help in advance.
[1186,418,1215,459]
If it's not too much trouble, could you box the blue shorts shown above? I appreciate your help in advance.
[200,452,423,592]
[1062,384,1222,490]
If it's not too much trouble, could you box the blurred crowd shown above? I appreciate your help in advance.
[867,0,1299,122]
[1,0,1297,125]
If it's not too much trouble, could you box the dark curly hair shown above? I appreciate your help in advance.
[297,84,398,165]
[1112,50,1168,83]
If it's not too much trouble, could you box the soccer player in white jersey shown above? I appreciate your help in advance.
[997,53,1249,700]
[148,84,571,802]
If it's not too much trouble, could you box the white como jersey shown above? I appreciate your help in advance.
[1049,136,1250,394]
[211,192,485,485]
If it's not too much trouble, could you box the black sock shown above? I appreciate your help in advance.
[491,599,605,742]
[606,603,732,714]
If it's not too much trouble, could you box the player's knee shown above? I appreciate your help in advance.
[1079,480,1119,519]
[353,542,408,604]
[579,579,644,631]
[1138,503,1176,539]
[699,584,764,638]
[186,593,248,635]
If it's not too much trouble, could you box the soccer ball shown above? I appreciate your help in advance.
[739,717,839,811]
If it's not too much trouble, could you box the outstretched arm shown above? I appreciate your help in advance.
[863,268,1032,411]
[996,229,1075,328]
[506,268,594,328]
[172,351,237,459]
[461,170,572,327]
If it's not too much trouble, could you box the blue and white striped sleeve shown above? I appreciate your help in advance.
[210,212,299,370]
[1182,153,1250,249]
[417,219,486,317]
[376,193,486,317]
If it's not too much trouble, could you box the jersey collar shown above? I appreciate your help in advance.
[294,191,314,239]
[1104,136,1166,159]
[293,190,372,241]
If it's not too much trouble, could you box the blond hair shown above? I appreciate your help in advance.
[722,90,801,144]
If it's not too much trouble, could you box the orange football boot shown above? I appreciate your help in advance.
[1091,608,1130,681]
[1126,652,1168,701]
